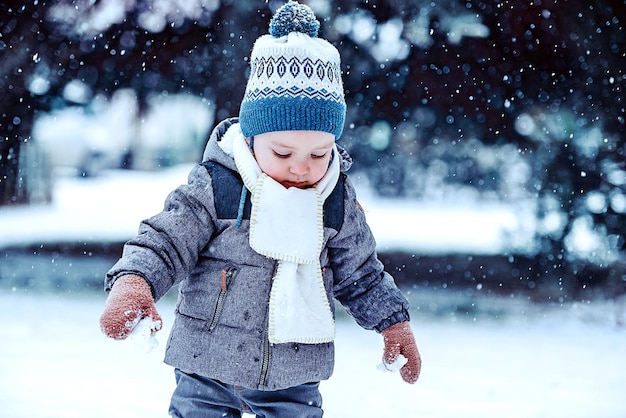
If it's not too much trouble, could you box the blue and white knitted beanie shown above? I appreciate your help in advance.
[239,1,346,139]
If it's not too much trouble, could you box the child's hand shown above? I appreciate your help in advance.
[100,274,162,340]
[381,321,421,384]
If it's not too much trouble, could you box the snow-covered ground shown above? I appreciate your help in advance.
[1,291,625,418]
[1,167,625,417]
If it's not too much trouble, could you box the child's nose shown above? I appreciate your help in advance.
[290,160,309,176]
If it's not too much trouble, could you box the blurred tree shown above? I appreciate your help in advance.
[325,0,625,272]
[0,0,271,204]
[1,2,50,205]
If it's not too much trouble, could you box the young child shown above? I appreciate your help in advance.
[100,2,421,416]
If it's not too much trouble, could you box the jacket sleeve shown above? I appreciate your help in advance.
[105,164,217,301]
[328,175,410,332]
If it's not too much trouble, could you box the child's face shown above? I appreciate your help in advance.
[250,131,335,189]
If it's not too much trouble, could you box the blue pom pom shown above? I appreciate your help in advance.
[269,1,320,38]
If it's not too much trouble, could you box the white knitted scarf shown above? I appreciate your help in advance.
[220,124,339,344]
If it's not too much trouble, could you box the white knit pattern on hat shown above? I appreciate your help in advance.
[245,32,344,106]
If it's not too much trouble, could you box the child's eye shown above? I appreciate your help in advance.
[311,153,327,159]
[273,150,290,159]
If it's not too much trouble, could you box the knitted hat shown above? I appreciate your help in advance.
[239,1,346,139]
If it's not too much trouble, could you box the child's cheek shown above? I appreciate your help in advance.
[313,162,330,182]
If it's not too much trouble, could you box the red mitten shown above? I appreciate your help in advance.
[100,274,162,340]
[381,321,422,384]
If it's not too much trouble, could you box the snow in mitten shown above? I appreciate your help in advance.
[381,321,422,384]
[100,274,162,340]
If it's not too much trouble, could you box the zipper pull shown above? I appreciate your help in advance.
[221,269,227,290]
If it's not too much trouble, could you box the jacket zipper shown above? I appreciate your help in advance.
[258,333,271,389]
[258,261,279,388]
[207,267,237,332]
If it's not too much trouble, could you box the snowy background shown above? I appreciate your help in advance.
[0,163,533,255]
[1,167,625,418]
[1,0,625,416]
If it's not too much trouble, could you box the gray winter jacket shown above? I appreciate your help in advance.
[106,118,410,391]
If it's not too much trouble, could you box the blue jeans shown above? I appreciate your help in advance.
[169,369,323,418]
